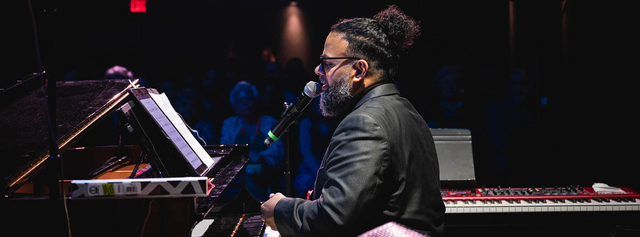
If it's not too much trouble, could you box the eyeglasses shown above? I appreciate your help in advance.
[319,56,361,73]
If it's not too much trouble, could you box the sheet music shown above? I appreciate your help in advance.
[151,93,214,167]
[139,92,214,170]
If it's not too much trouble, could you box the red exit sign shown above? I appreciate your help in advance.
[130,0,146,13]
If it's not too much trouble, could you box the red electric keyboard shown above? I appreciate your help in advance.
[441,185,640,237]
[442,185,640,213]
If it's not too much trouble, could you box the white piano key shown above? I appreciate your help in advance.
[191,219,215,237]
[263,225,280,237]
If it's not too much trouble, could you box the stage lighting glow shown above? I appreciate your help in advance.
[279,4,311,73]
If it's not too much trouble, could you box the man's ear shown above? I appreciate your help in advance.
[353,60,369,82]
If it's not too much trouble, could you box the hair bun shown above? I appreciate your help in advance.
[373,5,421,52]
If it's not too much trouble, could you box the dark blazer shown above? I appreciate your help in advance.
[274,83,445,236]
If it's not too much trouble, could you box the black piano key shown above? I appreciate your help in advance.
[202,214,265,237]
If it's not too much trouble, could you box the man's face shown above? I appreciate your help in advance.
[315,32,356,117]
[233,89,255,117]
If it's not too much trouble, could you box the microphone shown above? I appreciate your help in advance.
[264,81,322,147]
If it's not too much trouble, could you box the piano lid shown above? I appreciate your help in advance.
[0,78,137,196]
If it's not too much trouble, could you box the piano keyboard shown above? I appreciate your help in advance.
[442,186,640,213]
[191,213,280,237]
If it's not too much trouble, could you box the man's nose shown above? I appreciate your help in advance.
[314,64,323,76]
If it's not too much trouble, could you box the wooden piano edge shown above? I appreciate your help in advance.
[3,83,136,198]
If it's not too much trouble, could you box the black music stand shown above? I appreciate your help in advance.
[116,87,219,178]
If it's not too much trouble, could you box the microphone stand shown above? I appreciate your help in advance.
[283,125,291,197]
[267,81,322,197]
[45,72,60,201]
[281,102,292,197]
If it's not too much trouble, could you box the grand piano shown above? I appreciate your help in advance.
[0,77,265,237]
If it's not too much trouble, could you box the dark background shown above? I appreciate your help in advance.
[5,0,637,190]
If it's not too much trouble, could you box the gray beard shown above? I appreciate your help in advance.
[319,72,353,117]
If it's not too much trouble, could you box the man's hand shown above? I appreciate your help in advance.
[261,192,285,231]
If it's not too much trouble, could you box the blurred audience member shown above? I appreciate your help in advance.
[173,87,201,127]
[486,67,535,185]
[220,81,285,201]
[104,65,134,80]
[193,120,218,146]
[199,69,232,133]
[426,64,471,129]
[261,47,280,81]
[282,58,308,104]
[257,80,285,119]
[62,70,81,81]
[160,80,177,102]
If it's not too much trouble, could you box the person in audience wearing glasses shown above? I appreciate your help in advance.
[261,5,445,237]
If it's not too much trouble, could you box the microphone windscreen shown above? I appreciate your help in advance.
[303,81,322,98]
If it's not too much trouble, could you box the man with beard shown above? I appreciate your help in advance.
[261,5,445,237]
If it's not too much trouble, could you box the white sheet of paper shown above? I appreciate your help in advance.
[592,183,625,194]
[139,92,214,170]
